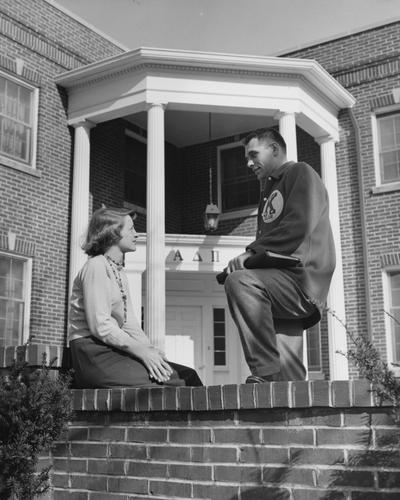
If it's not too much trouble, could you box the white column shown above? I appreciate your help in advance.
[276,111,298,161]
[146,103,166,350]
[125,269,144,322]
[69,121,95,296]
[317,135,349,380]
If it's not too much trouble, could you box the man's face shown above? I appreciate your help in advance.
[245,137,275,180]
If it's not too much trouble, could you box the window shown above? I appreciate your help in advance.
[0,73,37,170]
[388,271,400,364]
[0,253,32,346]
[124,131,147,208]
[213,308,226,366]
[218,142,259,213]
[306,323,322,372]
[376,112,400,184]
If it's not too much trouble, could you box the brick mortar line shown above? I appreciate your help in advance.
[74,425,400,431]
[53,462,400,471]
[0,10,91,65]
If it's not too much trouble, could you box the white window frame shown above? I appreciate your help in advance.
[0,251,32,345]
[0,71,39,174]
[217,141,258,221]
[371,108,400,194]
[382,268,400,376]
[123,129,147,215]
[306,323,323,376]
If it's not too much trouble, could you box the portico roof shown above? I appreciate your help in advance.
[56,47,355,143]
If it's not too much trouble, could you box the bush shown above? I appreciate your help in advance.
[0,355,73,500]
[330,309,400,421]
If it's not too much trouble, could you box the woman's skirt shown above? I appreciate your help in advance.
[70,335,203,388]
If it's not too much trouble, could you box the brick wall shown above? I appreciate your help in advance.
[0,0,123,345]
[49,381,400,500]
[285,22,400,366]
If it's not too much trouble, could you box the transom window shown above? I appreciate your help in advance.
[377,112,400,184]
[0,253,31,346]
[389,271,400,363]
[124,132,147,208]
[218,143,259,212]
[0,73,36,168]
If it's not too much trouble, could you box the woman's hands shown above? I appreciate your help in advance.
[134,344,173,383]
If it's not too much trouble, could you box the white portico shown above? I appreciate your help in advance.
[56,47,355,381]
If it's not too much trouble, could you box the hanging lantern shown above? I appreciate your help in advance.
[203,112,220,232]
[204,202,220,231]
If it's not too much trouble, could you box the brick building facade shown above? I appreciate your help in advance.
[1,0,399,382]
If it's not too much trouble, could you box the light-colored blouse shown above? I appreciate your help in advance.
[68,255,150,350]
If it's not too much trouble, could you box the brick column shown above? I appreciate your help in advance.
[69,120,95,297]
[317,135,349,380]
[276,111,298,161]
[146,103,166,350]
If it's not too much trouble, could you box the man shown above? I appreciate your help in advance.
[224,128,335,382]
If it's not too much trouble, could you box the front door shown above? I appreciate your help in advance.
[165,296,250,386]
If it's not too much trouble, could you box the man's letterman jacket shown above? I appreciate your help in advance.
[246,161,336,328]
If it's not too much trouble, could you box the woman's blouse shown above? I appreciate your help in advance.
[68,254,150,350]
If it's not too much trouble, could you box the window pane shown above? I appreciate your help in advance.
[0,299,24,346]
[0,78,5,114]
[220,145,259,211]
[0,257,10,277]
[125,135,147,206]
[214,337,226,351]
[0,277,8,297]
[214,352,226,366]
[18,86,31,123]
[6,81,19,119]
[213,308,225,322]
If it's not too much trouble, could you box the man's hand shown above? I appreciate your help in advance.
[227,251,254,273]
[134,345,173,383]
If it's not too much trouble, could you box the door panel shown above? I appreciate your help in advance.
[166,306,202,373]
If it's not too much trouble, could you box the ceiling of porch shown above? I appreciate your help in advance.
[126,110,275,147]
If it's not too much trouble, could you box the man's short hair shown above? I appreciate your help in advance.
[243,127,287,153]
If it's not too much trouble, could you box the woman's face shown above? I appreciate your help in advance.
[117,215,138,253]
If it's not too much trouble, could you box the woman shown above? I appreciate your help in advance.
[68,206,203,388]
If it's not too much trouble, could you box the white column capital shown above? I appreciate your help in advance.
[71,119,96,130]
[146,102,167,111]
[274,110,297,121]
[315,134,336,146]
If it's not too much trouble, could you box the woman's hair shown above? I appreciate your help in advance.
[82,206,136,256]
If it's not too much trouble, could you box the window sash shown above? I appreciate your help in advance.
[306,323,322,371]
[377,114,400,184]
[0,254,28,346]
[389,271,400,364]
[0,75,33,164]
